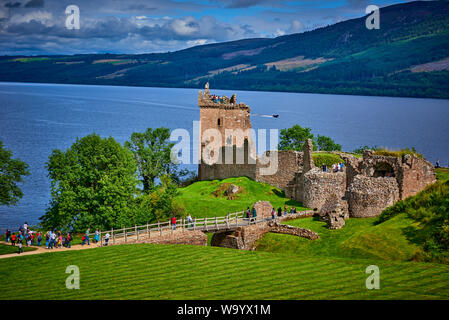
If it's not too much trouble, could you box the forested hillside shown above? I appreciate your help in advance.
[1,1,449,98]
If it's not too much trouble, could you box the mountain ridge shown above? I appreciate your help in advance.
[1,0,449,98]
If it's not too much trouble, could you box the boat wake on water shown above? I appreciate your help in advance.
[252,113,279,118]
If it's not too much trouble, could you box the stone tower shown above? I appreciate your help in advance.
[198,83,254,179]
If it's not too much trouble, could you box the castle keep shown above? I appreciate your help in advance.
[198,84,436,218]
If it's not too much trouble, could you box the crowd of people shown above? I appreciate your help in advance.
[3,223,105,254]
[322,162,344,173]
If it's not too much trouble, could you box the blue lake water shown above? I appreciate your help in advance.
[1,82,449,232]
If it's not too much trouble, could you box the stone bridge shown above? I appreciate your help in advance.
[100,209,318,250]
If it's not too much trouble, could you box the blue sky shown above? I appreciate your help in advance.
[0,0,418,55]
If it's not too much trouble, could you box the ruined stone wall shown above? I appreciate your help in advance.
[398,155,436,199]
[128,230,208,247]
[253,201,273,219]
[267,221,319,240]
[256,150,303,191]
[347,175,400,217]
[199,141,257,181]
[302,168,347,211]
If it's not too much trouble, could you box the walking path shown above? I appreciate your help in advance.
[0,241,102,260]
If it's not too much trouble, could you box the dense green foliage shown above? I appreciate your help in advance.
[1,243,449,299]
[0,2,448,98]
[41,134,139,232]
[377,172,449,263]
[176,176,305,217]
[312,153,345,168]
[353,145,378,154]
[278,125,314,151]
[0,140,30,206]
[278,124,341,152]
[124,127,176,193]
[315,135,342,152]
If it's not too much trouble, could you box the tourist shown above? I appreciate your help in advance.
[436,160,440,168]
[187,213,194,228]
[45,232,49,248]
[5,229,11,243]
[94,229,100,244]
[277,207,282,217]
[50,231,56,249]
[271,208,276,220]
[26,232,31,247]
[246,207,250,219]
[85,228,90,245]
[251,206,257,223]
[17,234,23,254]
[340,162,344,172]
[284,207,288,216]
[37,232,42,246]
[10,233,16,246]
[322,163,327,172]
[58,231,63,248]
[104,232,110,246]
[23,222,28,235]
[292,206,297,214]
[171,216,177,230]
[66,232,72,248]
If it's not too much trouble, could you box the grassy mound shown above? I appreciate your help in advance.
[373,148,423,158]
[256,215,419,261]
[312,153,344,167]
[1,243,449,300]
[176,177,306,217]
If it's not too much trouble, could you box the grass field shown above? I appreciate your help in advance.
[256,215,419,261]
[1,243,448,300]
[176,177,305,217]
[436,167,449,181]
[0,243,36,255]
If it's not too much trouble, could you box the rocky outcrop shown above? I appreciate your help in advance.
[319,193,348,229]
[253,201,273,219]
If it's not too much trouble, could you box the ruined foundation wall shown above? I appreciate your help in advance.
[399,155,436,199]
[302,168,347,211]
[347,175,400,218]
[256,150,303,191]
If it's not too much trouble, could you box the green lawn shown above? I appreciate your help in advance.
[1,243,448,300]
[0,243,37,255]
[256,215,419,261]
[176,176,306,217]
[436,167,449,181]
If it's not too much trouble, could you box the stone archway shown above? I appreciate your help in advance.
[373,162,395,178]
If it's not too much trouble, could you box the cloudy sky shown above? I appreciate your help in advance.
[0,0,416,55]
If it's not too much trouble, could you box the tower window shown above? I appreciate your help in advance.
[218,118,222,126]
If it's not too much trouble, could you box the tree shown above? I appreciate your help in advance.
[315,135,342,151]
[278,125,314,151]
[125,127,178,193]
[0,140,30,206]
[41,134,139,231]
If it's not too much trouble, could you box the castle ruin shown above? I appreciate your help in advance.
[198,84,436,218]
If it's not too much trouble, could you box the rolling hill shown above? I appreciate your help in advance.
[1,1,449,98]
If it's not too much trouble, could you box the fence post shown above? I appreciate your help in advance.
[205,217,208,232]
[235,214,238,227]
[112,227,115,245]
[215,216,218,230]
[136,225,138,241]
[158,221,161,236]
[124,226,127,243]
[100,230,102,247]
[194,218,196,231]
